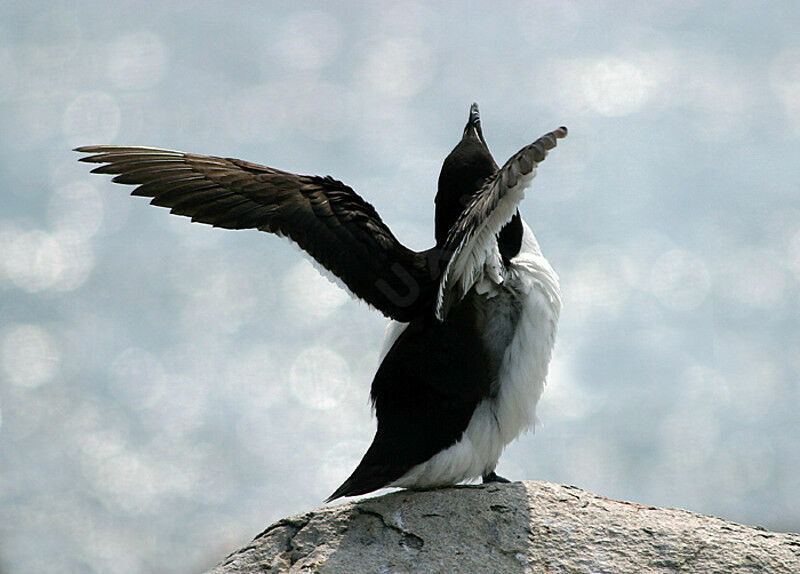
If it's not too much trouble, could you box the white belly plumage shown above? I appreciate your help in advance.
[386,222,561,489]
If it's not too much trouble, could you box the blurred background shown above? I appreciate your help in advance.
[1,1,799,571]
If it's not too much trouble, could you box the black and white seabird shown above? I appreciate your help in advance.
[76,104,567,502]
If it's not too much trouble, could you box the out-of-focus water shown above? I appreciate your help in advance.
[1,2,799,571]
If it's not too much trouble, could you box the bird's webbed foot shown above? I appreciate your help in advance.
[482,471,511,484]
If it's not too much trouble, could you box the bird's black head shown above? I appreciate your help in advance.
[435,103,498,246]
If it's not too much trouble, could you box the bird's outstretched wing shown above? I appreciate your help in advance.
[435,127,568,320]
[76,146,435,322]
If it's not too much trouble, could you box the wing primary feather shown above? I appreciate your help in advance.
[112,166,195,185]
[91,159,185,175]
[156,188,237,211]
[435,126,567,320]
[130,177,212,198]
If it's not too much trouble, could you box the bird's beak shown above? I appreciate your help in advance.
[463,102,486,144]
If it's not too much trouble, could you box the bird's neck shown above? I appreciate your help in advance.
[434,189,469,247]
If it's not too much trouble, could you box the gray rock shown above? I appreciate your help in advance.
[208,481,800,573]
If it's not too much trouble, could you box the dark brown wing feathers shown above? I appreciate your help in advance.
[76,146,434,321]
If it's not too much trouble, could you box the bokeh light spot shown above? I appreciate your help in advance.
[553,55,663,117]
[541,347,594,421]
[1,226,95,293]
[582,58,651,116]
[2,324,62,388]
[27,9,82,66]
[282,259,349,324]
[3,229,64,292]
[360,37,433,98]
[274,11,341,71]
[62,91,121,146]
[290,347,352,410]
[47,181,104,242]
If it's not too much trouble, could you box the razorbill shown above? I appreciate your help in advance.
[76,103,567,501]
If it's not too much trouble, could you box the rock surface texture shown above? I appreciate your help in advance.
[209,481,800,573]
